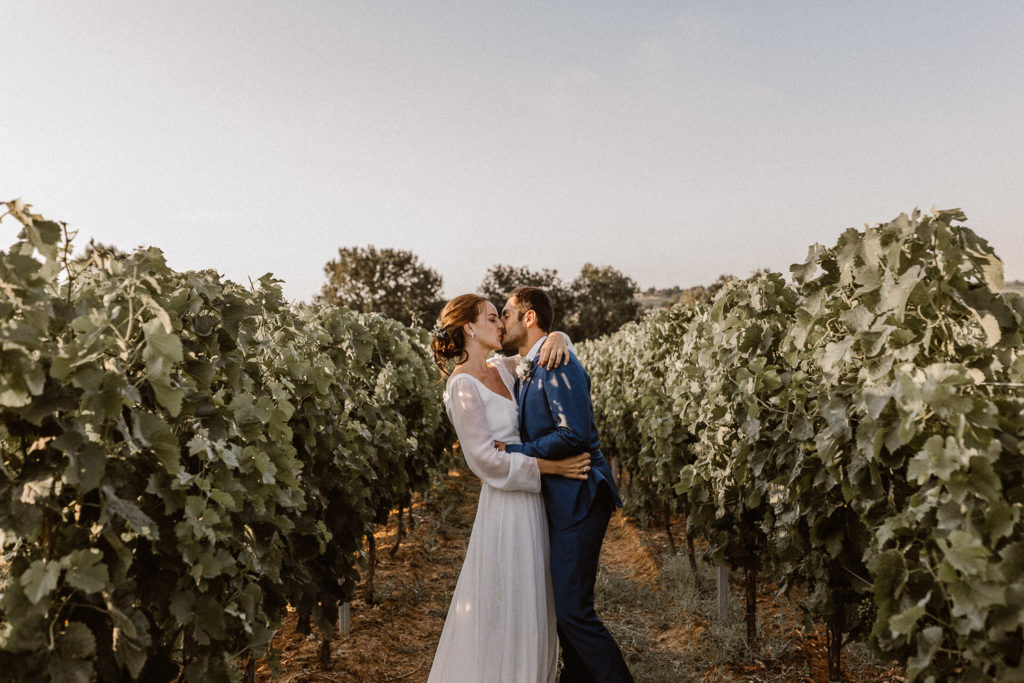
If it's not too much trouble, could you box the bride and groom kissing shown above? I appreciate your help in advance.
[428,287,633,683]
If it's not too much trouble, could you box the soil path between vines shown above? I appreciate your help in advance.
[257,463,903,682]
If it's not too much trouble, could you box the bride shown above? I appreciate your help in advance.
[427,293,591,683]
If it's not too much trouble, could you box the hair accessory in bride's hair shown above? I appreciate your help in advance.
[431,320,450,342]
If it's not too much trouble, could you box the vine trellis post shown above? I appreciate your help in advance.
[717,566,729,621]
[338,602,351,636]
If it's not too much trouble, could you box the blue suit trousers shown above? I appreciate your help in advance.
[549,486,634,683]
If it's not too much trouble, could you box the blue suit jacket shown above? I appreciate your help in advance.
[505,352,622,530]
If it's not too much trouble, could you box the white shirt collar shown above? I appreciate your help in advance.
[525,335,548,361]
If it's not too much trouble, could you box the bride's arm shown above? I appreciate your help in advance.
[491,331,576,373]
[446,378,541,492]
[495,441,592,480]
[537,331,575,369]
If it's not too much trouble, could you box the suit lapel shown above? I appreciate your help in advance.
[517,342,544,438]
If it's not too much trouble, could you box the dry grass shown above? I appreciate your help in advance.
[596,514,905,683]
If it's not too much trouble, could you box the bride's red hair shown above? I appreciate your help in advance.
[431,293,487,376]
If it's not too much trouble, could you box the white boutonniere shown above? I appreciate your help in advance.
[516,357,534,382]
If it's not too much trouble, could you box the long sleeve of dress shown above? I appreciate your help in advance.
[446,376,541,492]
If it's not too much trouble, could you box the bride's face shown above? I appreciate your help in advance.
[466,302,505,352]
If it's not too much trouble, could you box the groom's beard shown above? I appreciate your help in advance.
[501,331,521,354]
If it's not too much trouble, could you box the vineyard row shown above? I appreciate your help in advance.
[0,200,453,682]
[578,209,1024,682]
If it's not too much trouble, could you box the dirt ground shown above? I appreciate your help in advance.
[255,461,906,683]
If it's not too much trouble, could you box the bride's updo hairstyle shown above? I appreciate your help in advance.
[431,293,487,376]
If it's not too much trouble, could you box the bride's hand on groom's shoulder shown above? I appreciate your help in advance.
[538,332,573,370]
[494,441,506,451]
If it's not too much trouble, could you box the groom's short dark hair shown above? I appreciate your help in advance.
[510,286,553,332]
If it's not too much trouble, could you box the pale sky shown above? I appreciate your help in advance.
[3,1,1023,302]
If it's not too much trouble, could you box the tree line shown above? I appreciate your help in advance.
[316,246,647,341]
[73,242,758,343]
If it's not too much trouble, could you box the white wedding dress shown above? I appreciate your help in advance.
[427,357,558,683]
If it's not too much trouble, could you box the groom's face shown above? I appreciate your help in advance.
[501,298,525,352]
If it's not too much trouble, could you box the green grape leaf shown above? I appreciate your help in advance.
[907,435,961,483]
[143,318,183,363]
[57,621,97,658]
[169,590,196,626]
[939,530,991,576]
[21,559,61,604]
[905,625,944,680]
[112,627,147,679]
[978,253,1004,292]
[195,595,227,644]
[150,378,184,417]
[821,338,853,376]
[976,312,1001,346]
[133,410,180,473]
[60,548,110,594]
[888,602,927,636]
[102,485,160,540]
[48,656,93,683]
[878,265,922,321]
[63,442,106,493]
[49,621,99,683]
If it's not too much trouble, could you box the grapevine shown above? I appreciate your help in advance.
[581,209,1024,681]
[0,200,451,681]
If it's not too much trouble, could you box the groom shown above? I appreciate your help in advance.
[500,286,633,683]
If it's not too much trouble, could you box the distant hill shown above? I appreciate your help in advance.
[637,276,738,311]
[1006,280,1024,295]
[636,288,681,310]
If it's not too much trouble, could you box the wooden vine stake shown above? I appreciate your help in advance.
[685,528,698,576]
[339,601,352,636]
[826,601,845,682]
[663,502,677,555]
[365,531,377,604]
[242,656,255,683]
[391,504,405,557]
[318,638,332,669]
[716,566,729,622]
[745,567,758,650]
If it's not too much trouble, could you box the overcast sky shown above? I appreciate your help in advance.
[3,1,1022,302]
